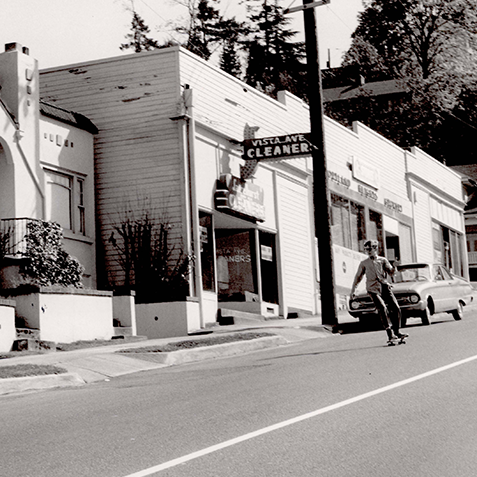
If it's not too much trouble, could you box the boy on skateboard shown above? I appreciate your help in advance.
[350,239,408,345]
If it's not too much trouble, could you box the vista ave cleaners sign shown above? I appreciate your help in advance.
[243,133,312,161]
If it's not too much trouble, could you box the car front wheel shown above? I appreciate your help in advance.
[421,303,431,326]
[452,302,464,321]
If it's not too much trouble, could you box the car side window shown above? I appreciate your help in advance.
[440,266,453,281]
[433,265,444,281]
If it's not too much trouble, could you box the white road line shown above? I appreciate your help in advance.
[122,354,477,477]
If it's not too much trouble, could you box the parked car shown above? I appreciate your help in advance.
[348,263,474,326]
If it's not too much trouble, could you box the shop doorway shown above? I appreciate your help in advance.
[385,234,400,266]
[259,231,279,304]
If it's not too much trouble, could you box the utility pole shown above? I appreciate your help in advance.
[287,0,338,328]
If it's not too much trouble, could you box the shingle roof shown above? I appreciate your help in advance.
[40,101,98,134]
[323,79,408,103]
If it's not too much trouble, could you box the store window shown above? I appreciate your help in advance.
[331,193,366,252]
[433,222,464,277]
[199,212,215,291]
[215,230,257,302]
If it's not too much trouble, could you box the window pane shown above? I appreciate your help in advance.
[331,194,350,248]
[216,230,256,302]
[199,212,215,291]
[350,202,366,252]
[45,170,72,230]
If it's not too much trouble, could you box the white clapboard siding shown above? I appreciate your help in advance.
[276,175,315,313]
[40,48,186,285]
[412,187,434,263]
[351,122,409,200]
[178,50,311,173]
[406,148,464,201]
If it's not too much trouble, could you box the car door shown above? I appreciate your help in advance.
[441,265,467,309]
[430,264,452,312]
[438,265,461,311]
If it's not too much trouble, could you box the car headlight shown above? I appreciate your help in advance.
[410,294,419,303]
[350,301,360,310]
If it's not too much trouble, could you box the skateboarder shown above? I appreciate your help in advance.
[350,239,408,345]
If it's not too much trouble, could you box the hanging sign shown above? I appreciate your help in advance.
[242,133,313,161]
[215,175,265,221]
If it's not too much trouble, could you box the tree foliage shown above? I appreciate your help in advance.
[346,0,477,79]
[335,0,477,163]
[242,0,307,98]
[120,11,161,52]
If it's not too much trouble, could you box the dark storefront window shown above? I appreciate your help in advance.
[199,212,215,291]
[434,223,464,277]
[216,230,257,302]
[259,231,279,304]
[368,209,384,255]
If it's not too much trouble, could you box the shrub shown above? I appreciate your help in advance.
[109,210,192,303]
[22,220,84,288]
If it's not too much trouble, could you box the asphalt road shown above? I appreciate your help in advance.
[1,310,477,477]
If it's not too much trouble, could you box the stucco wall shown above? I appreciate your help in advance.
[14,288,113,343]
[0,300,16,352]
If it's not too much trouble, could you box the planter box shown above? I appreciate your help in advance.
[135,298,200,339]
[0,299,16,352]
[11,287,114,344]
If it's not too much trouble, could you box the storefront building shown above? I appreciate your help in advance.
[39,46,468,328]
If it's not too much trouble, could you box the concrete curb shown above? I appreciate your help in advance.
[0,372,84,396]
[121,335,289,366]
[0,336,288,395]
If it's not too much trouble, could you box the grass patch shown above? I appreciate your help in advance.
[0,364,67,379]
[119,332,274,354]
[55,336,145,352]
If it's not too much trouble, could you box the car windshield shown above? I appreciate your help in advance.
[394,265,431,283]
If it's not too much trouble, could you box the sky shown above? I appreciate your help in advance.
[0,0,364,70]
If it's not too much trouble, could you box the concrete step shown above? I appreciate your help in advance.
[113,326,134,337]
[217,308,282,327]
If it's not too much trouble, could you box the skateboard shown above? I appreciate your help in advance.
[387,335,407,346]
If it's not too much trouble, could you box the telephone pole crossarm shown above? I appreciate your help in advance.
[284,0,330,14]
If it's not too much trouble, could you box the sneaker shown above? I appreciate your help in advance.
[387,337,398,346]
[397,333,409,339]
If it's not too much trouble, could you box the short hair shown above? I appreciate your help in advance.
[364,239,378,249]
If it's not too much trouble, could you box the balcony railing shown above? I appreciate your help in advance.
[468,251,477,266]
[0,218,39,258]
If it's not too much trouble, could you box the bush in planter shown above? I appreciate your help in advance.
[21,220,84,288]
[109,211,192,304]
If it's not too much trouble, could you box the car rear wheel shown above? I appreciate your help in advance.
[421,303,431,326]
[452,302,464,321]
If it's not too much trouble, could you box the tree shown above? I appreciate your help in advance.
[174,0,222,60]
[120,11,160,52]
[217,17,245,78]
[242,0,307,99]
[334,0,477,163]
[346,0,477,79]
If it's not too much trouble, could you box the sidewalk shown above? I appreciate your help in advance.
[0,311,354,396]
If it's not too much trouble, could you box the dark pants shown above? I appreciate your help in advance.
[369,284,401,338]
